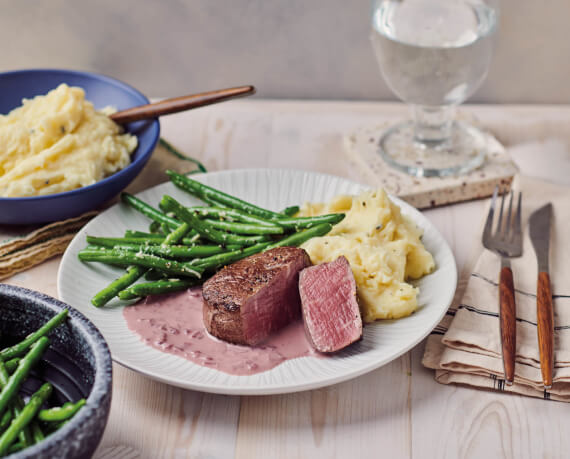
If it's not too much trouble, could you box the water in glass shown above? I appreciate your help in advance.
[370,0,499,177]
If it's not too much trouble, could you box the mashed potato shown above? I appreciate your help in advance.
[0,84,137,197]
[299,189,435,322]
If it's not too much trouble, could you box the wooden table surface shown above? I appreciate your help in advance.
[6,100,570,459]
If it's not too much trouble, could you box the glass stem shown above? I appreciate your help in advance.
[412,105,455,144]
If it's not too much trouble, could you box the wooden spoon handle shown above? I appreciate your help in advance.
[537,271,554,388]
[110,85,256,124]
[499,266,517,385]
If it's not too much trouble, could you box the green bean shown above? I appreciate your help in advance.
[184,206,283,227]
[192,223,329,270]
[119,279,200,299]
[87,236,163,249]
[3,359,19,375]
[162,222,191,246]
[38,399,86,423]
[84,244,105,251]
[193,242,272,271]
[0,383,52,456]
[166,170,286,219]
[144,269,167,281]
[16,411,31,447]
[265,223,333,250]
[79,249,203,278]
[191,224,332,271]
[124,230,158,238]
[0,361,13,389]
[185,206,337,234]
[159,138,207,173]
[149,220,164,234]
[121,193,180,229]
[0,362,31,448]
[167,172,342,229]
[189,224,334,270]
[91,266,146,307]
[44,419,67,433]
[160,195,270,246]
[0,338,50,418]
[0,311,66,361]
[85,236,209,250]
[108,243,241,260]
[30,420,44,444]
[190,193,225,207]
[0,410,10,433]
[281,205,300,216]
[272,213,345,230]
[123,232,202,245]
[90,223,193,307]
[7,441,24,454]
[204,219,284,235]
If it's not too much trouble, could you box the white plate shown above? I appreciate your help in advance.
[58,169,456,395]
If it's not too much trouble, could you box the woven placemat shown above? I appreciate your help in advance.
[0,139,204,280]
[344,122,519,209]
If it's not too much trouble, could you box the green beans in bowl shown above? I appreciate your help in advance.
[0,284,112,458]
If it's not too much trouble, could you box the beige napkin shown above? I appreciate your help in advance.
[0,139,204,280]
[422,174,570,401]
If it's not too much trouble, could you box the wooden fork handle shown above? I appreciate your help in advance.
[499,266,517,385]
[537,271,554,388]
[110,85,256,124]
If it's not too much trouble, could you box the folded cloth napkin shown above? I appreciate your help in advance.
[422,174,570,401]
[0,139,205,281]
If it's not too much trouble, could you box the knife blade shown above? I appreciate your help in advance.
[529,203,552,273]
[529,203,554,389]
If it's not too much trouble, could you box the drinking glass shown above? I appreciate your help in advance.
[370,0,500,177]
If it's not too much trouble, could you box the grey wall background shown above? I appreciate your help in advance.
[1,0,568,103]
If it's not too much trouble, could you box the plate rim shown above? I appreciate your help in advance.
[58,167,457,395]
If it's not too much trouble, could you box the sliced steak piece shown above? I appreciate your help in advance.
[202,246,311,345]
[299,256,363,353]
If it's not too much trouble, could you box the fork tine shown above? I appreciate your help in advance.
[496,190,506,235]
[483,186,498,240]
[505,191,514,238]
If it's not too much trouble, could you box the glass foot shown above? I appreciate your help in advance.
[378,120,487,177]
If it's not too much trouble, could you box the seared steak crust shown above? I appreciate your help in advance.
[203,247,311,345]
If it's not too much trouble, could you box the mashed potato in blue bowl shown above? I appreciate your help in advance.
[0,69,159,224]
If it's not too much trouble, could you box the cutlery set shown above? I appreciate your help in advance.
[483,187,554,388]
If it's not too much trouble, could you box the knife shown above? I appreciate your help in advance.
[529,203,554,389]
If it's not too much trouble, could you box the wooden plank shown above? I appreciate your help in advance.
[410,343,570,459]
[235,355,412,459]
[94,365,241,459]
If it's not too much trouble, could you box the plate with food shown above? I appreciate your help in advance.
[58,168,456,395]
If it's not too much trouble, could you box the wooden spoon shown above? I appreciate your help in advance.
[109,85,256,124]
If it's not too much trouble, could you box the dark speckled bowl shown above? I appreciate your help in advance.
[0,284,112,459]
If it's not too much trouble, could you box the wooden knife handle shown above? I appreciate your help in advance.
[537,271,554,388]
[110,85,256,124]
[499,266,517,385]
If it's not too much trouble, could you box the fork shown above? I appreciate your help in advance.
[482,186,523,385]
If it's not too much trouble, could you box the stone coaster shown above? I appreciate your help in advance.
[344,123,519,209]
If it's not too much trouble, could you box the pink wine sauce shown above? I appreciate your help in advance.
[123,287,321,375]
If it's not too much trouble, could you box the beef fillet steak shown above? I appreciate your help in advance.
[298,256,363,353]
[202,246,311,345]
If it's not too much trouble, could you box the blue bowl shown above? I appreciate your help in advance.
[0,69,160,225]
